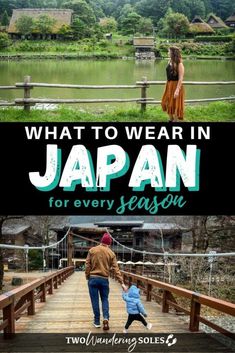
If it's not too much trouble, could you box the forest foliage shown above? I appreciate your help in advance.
[0,0,234,30]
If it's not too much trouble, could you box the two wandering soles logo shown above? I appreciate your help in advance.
[65,332,177,352]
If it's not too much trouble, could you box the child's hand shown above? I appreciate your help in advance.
[122,283,128,292]
[143,313,148,317]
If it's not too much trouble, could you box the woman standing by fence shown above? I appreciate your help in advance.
[161,46,185,122]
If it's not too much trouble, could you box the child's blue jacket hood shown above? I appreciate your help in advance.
[128,285,140,299]
[122,285,147,315]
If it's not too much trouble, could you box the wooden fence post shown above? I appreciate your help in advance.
[41,283,46,302]
[27,290,35,315]
[48,279,54,295]
[3,301,15,338]
[54,276,58,289]
[162,290,170,313]
[146,284,152,302]
[189,294,201,332]
[23,75,31,112]
[67,232,73,267]
[140,76,148,113]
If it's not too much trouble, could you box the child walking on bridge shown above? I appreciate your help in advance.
[122,285,152,333]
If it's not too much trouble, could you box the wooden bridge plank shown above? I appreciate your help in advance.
[8,272,232,353]
[16,272,189,334]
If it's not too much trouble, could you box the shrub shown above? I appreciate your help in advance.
[158,40,233,56]
[225,37,235,54]
[98,39,109,48]
[14,40,48,52]
[29,250,43,270]
[0,32,11,50]
[195,35,232,43]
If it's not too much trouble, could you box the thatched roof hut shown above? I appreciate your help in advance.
[207,14,228,29]
[133,37,155,48]
[8,8,73,34]
[133,37,155,60]
[225,13,235,28]
[189,16,214,34]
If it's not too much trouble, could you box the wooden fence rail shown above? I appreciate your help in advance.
[0,76,235,112]
[115,270,235,339]
[0,266,74,338]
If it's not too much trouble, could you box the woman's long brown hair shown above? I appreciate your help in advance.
[169,46,182,75]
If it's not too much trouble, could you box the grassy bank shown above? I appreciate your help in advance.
[0,37,234,60]
[0,102,234,122]
[0,39,134,59]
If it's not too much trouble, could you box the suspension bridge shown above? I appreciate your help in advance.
[0,268,234,352]
[0,228,235,352]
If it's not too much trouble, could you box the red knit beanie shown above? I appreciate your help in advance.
[101,233,112,246]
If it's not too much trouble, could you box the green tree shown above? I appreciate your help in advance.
[15,15,34,36]
[102,1,116,17]
[87,0,105,20]
[159,11,190,38]
[119,11,142,35]
[210,0,235,20]
[189,0,206,19]
[62,0,96,25]
[71,16,93,38]
[0,32,11,50]
[135,0,171,25]
[138,17,153,35]
[1,10,9,26]
[171,0,191,19]
[119,4,135,18]
[0,216,24,291]
[0,0,17,15]
[58,24,73,39]
[28,249,43,270]
[99,17,117,32]
[34,14,56,34]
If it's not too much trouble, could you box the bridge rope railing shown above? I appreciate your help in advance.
[108,231,235,258]
[1,226,235,258]
[0,266,74,338]
[0,76,234,112]
[111,270,235,339]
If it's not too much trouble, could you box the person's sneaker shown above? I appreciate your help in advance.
[146,323,152,330]
[103,319,109,331]
[93,322,101,328]
[123,329,128,333]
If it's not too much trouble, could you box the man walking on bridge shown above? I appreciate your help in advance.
[85,232,127,330]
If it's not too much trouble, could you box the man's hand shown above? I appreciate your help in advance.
[122,283,128,292]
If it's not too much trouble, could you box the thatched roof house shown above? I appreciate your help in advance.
[133,37,155,59]
[133,37,155,48]
[207,14,228,29]
[225,13,235,28]
[189,16,214,34]
[8,8,73,34]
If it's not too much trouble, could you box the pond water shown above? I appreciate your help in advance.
[0,59,234,110]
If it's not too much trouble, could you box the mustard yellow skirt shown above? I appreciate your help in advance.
[161,81,185,120]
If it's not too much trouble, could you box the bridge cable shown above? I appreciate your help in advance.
[0,227,71,251]
[106,231,235,258]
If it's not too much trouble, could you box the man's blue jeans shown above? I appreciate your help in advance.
[88,277,110,324]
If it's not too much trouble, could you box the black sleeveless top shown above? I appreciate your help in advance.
[166,63,179,81]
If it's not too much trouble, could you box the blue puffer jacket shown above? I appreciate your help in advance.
[122,285,147,315]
